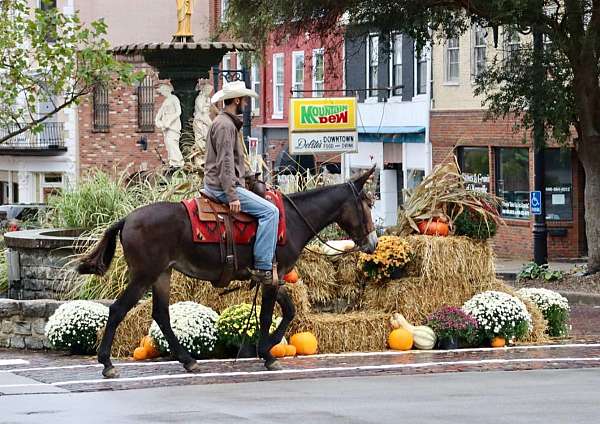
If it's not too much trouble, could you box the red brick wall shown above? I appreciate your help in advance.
[78,66,169,175]
[430,109,586,259]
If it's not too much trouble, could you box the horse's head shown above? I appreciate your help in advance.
[336,166,378,254]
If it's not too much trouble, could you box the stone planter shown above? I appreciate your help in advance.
[3,228,93,300]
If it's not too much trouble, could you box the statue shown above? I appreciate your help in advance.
[155,84,184,169]
[192,80,214,168]
[174,0,193,38]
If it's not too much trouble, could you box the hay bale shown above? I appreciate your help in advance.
[289,311,389,353]
[406,235,495,285]
[334,253,363,307]
[110,299,153,358]
[362,276,487,323]
[295,251,339,304]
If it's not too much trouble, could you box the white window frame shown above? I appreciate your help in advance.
[389,33,403,99]
[472,25,487,79]
[251,61,260,115]
[222,53,231,88]
[272,53,284,119]
[504,27,521,63]
[366,34,379,101]
[312,48,324,98]
[414,45,428,96]
[220,0,229,22]
[445,37,460,83]
[292,51,305,98]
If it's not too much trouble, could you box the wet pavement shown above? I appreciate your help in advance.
[1,305,599,395]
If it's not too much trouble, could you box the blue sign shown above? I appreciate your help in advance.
[530,191,542,215]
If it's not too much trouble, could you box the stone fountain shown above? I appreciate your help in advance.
[113,41,253,132]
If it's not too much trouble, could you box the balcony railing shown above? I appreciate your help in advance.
[0,122,66,154]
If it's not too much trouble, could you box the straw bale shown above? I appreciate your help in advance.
[405,235,496,285]
[109,299,153,358]
[289,311,389,353]
[295,250,339,304]
[362,276,486,324]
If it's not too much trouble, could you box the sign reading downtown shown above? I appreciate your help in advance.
[289,97,358,154]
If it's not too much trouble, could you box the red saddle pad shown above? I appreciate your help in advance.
[181,190,287,245]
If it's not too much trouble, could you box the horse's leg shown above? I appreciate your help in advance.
[98,277,148,378]
[268,287,296,347]
[151,270,199,372]
[257,284,281,371]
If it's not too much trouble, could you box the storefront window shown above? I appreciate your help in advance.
[496,148,530,219]
[458,147,489,193]
[544,149,573,221]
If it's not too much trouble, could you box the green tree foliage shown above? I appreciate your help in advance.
[0,0,142,143]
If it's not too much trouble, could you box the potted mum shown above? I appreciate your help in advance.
[517,288,570,337]
[358,235,412,281]
[425,306,480,349]
[462,291,532,347]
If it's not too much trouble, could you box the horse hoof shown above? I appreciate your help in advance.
[265,359,283,371]
[102,366,119,379]
[184,361,200,373]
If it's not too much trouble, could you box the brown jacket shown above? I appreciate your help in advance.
[204,112,246,201]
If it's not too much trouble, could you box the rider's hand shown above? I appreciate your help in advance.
[229,200,241,213]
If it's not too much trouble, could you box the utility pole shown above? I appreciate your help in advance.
[532,24,548,265]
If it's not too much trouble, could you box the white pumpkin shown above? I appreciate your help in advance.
[390,313,437,350]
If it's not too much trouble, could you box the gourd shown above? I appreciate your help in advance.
[133,346,147,360]
[417,220,449,237]
[491,336,506,348]
[269,343,287,358]
[283,270,299,284]
[390,313,437,350]
[284,344,297,357]
[290,332,318,355]
[388,328,413,350]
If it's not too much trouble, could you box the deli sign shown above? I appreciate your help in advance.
[289,97,358,154]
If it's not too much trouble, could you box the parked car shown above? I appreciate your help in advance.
[0,204,47,232]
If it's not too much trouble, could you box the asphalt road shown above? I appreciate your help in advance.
[1,368,598,424]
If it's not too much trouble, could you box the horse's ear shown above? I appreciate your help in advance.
[352,165,376,191]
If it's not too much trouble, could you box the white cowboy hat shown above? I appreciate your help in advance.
[211,80,258,104]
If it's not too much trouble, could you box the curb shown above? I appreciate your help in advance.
[559,291,600,307]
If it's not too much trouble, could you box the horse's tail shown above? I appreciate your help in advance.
[77,219,126,276]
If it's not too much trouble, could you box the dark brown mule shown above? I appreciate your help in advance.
[77,167,378,378]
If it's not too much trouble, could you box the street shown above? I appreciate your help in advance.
[1,368,598,423]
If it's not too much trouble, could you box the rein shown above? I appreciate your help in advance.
[282,182,370,257]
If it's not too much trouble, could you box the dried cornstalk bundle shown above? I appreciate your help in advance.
[395,160,502,236]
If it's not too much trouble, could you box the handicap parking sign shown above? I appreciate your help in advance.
[530,191,542,215]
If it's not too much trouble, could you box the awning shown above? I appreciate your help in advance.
[358,126,425,143]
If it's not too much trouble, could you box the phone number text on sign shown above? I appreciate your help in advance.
[289,132,358,154]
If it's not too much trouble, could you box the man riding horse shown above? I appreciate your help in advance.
[78,81,378,378]
[203,80,279,287]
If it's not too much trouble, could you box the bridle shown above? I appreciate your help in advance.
[283,182,374,256]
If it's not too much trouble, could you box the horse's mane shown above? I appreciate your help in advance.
[286,181,349,200]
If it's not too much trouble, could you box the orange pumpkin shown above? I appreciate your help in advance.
[139,335,152,348]
[284,344,297,357]
[417,220,449,237]
[270,343,287,358]
[283,270,299,284]
[290,332,318,355]
[144,338,161,359]
[491,336,506,348]
[133,346,148,360]
[388,328,414,350]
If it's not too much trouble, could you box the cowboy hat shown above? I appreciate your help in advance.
[211,80,258,104]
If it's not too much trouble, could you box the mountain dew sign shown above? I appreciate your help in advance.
[289,97,358,154]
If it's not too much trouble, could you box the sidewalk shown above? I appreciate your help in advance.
[495,258,586,276]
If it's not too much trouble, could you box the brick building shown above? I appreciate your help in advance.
[430,27,586,259]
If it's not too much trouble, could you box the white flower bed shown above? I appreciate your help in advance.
[517,288,570,337]
[517,288,570,312]
[462,291,532,341]
[149,301,219,358]
[44,300,109,354]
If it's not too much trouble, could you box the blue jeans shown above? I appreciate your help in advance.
[204,185,279,271]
